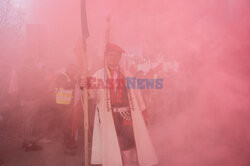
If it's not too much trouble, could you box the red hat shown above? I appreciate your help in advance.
[105,42,125,55]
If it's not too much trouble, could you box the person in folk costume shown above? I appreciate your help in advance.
[88,43,158,166]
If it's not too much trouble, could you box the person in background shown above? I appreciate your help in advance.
[54,64,80,154]
[19,56,44,152]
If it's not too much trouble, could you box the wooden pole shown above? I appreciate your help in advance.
[82,43,89,166]
[80,0,89,164]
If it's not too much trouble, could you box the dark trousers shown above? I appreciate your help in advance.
[112,112,136,151]
[55,104,74,144]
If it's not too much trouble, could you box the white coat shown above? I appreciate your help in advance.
[90,68,158,166]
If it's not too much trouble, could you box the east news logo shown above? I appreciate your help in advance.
[87,77,164,89]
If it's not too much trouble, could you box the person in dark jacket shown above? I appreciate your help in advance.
[54,64,80,154]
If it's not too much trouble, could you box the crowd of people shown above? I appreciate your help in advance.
[0,42,168,166]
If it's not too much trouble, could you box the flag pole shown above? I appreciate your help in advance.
[80,0,89,165]
[82,43,89,166]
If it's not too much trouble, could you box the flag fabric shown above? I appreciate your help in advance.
[71,0,89,143]
[74,37,84,66]
[71,0,89,140]
[81,0,89,43]
[73,0,89,67]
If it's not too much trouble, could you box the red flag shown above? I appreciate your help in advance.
[81,0,89,43]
